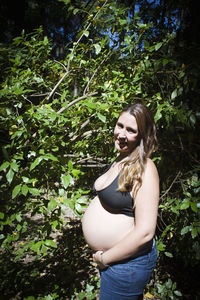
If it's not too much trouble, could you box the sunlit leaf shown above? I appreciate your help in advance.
[44,239,57,248]
[61,174,74,189]
[94,44,101,55]
[6,168,14,184]
[21,185,29,196]
[30,157,42,171]
[171,89,177,99]
[12,184,21,199]
[155,42,162,51]
[0,161,10,171]
[82,30,89,37]
[28,188,40,196]
[97,113,106,123]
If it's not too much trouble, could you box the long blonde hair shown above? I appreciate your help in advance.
[118,103,157,201]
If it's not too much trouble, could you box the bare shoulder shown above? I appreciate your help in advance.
[145,158,157,172]
[142,158,159,188]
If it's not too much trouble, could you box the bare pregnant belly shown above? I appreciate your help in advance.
[82,196,134,251]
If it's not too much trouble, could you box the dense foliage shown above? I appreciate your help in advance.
[0,0,199,299]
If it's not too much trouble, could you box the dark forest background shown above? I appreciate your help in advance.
[0,1,200,299]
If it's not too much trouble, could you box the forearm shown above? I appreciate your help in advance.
[102,229,153,265]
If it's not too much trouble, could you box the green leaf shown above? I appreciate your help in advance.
[180,199,190,210]
[44,239,57,248]
[24,296,35,300]
[164,251,173,258]
[12,184,21,199]
[30,157,42,171]
[46,153,58,161]
[144,40,149,49]
[0,212,4,219]
[166,278,172,289]
[16,214,22,222]
[58,0,71,5]
[124,35,132,44]
[11,162,19,172]
[22,176,29,183]
[47,199,57,211]
[82,30,89,37]
[28,188,40,196]
[119,19,127,26]
[73,8,79,15]
[43,36,48,45]
[61,174,73,189]
[6,168,14,184]
[68,160,73,171]
[157,241,166,251]
[191,202,198,212]
[155,42,162,51]
[190,114,196,126]
[181,226,190,235]
[94,44,101,55]
[0,161,10,171]
[30,241,42,252]
[137,22,147,28]
[163,58,169,66]
[191,228,198,239]
[174,290,182,297]
[21,185,29,196]
[154,108,162,122]
[97,113,106,123]
[171,89,177,100]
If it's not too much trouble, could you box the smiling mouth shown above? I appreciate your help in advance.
[118,141,127,147]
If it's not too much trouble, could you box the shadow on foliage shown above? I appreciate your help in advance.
[0,219,98,300]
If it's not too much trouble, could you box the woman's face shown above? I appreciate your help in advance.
[114,112,139,154]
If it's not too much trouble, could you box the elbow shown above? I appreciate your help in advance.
[141,231,155,245]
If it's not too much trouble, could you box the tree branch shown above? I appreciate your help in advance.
[66,0,108,72]
[47,1,108,105]
[57,92,98,114]
[83,50,112,94]
[54,60,68,72]
[46,71,70,101]
[160,171,182,200]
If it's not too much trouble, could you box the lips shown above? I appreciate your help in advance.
[117,140,127,148]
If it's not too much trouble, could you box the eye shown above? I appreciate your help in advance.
[127,127,137,134]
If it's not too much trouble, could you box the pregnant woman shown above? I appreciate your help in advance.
[82,103,159,299]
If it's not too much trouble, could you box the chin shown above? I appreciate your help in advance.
[117,147,129,153]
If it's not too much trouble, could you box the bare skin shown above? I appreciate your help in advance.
[82,160,135,251]
[82,112,159,268]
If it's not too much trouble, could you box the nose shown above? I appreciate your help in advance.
[118,129,126,139]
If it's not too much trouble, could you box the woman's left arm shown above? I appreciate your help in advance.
[93,158,159,266]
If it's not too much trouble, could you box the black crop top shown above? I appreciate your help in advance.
[94,169,134,217]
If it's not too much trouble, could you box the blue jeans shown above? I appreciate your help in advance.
[99,240,157,300]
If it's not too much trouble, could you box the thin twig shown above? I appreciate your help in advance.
[30,93,49,97]
[54,60,68,72]
[57,92,98,114]
[160,171,181,200]
[47,71,70,101]
[46,2,108,104]
[156,74,165,99]
[77,164,107,168]
[67,0,108,72]
[83,50,112,94]
[22,95,33,106]
[80,118,91,129]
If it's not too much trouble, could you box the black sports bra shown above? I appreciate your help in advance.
[94,168,134,217]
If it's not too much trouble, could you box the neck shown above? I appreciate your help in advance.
[117,152,130,161]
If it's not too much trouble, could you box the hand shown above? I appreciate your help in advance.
[93,251,109,270]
